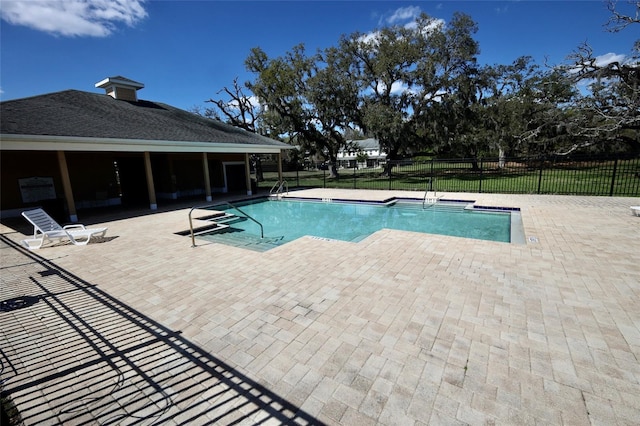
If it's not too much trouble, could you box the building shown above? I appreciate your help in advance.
[1,76,291,221]
[337,138,386,169]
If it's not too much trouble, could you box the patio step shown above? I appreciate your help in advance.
[197,228,285,252]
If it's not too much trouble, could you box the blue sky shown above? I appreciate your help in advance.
[1,1,637,111]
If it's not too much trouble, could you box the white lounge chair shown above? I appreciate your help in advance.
[21,208,108,250]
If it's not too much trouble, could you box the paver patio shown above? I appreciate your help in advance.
[1,189,639,425]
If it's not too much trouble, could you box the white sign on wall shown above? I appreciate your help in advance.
[19,177,56,203]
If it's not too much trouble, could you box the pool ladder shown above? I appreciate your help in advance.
[189,201,264,247]
[422,191,441,208]
[270,180,288,198]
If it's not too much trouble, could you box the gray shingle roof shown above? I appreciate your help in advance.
[347,138,380,150]
[1,90,289,148]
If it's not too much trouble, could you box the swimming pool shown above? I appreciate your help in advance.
[196,198,522,248]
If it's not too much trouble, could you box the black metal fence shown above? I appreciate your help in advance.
[260,155,640,196]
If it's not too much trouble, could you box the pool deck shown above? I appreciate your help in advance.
[1,189,639,425]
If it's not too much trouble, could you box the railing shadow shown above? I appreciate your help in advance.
[0,235,325,425]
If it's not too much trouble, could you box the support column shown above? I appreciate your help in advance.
[57,151,78,222]
[203,152,212,202]
[277,151,283,183]
[245,153,253,196]
[168,157,177,199]
[144,152,157,210]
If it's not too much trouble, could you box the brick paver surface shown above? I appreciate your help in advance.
[1,190,639,425]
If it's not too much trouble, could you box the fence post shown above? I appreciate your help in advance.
[323,169,326,188]
[609,158,618,196]
[353,165,357,189]
[430,159,434,192]
[479,158,483,193]
[537,156,544,194]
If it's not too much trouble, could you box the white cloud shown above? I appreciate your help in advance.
[368,80,415,97]
[425,89,447,103]
[358,31,380,45]
[226,95,261,111]
[0,0,147,37]
[385,6,421,25]
[569,52,628,75]
[361,6,442,47]
[415,17,444,36]
[571,52,633,95]
[594,52,626,67]
[388,81,409,95]
[247,95,261,108]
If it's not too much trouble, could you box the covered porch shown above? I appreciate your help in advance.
[1,146,285,223]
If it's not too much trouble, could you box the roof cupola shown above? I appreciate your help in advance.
[95,76,144,101]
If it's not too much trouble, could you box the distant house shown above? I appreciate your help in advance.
[0,76,291,221]
[337,138,386,168]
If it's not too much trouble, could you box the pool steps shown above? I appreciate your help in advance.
[394,200,471,212]
[198,228,284,252]
[177,212,244,237]
[192,213,245,235]
[209,213,244,225]
[184,212,282,251]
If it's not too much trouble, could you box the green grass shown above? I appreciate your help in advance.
[259,159,640,196]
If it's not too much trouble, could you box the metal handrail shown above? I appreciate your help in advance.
[270,180,288,195]
[189,201,264,247]
[280,180,288,194]
[422,190,438,209]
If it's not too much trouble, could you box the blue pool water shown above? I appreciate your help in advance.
[212,198,512,244]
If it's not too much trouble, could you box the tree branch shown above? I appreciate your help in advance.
[606,0,640,32]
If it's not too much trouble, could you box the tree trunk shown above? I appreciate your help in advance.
[329,163,339,178]
[381,146,399,177]
[381,160,399,177]
[252,156,264,182]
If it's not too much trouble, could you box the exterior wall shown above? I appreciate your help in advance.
[66,152,120,208]
[337,143,386,169]
[209,154,245,193]
[1,151,123,216]
[207,159,224,191]
[172,154,205,198]
[150,152,247,199]
[223,162,246,192]
[338,147,386,168]
[150,154,174,198]
[0,151,64,214]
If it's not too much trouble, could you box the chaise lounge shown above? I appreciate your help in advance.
[21,208,108,250]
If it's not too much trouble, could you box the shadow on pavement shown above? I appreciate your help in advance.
[0,235,324,425]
